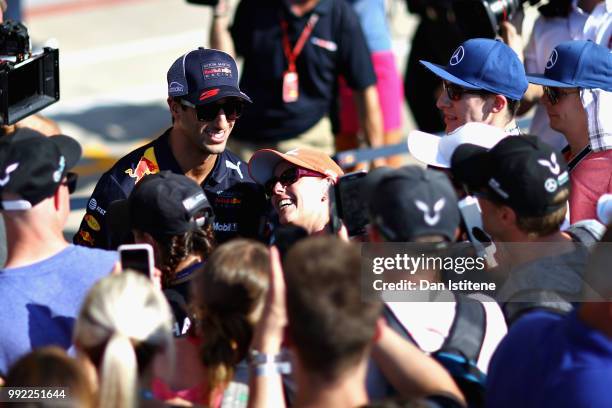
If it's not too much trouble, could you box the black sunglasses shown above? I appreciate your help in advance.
[542,86,580,105]
[264,167,325,198]
[443,81,491,101]
[62,172,78,194]
[181,99,244,122]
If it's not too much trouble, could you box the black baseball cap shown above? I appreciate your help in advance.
[167,48,252,105]
[0,128,82,211]
[451,135,570,217]
[108,171,215,240]
[365,166,460,242]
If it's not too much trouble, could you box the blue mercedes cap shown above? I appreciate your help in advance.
[420,38,528,101]
[167,48,252,105]
[526,40,612,91]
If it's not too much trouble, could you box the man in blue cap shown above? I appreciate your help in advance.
[526,40,612,224]
[420,38,528,134]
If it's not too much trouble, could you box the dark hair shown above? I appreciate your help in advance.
[153,225,216,288]
[506,98,520,118]
[485,189,569,237]
[193,239,269,396]
[5,346,96,408]
[515,189,569,237]
[170,96,188,124]
[284,236,382,381]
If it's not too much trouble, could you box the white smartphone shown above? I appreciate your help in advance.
[118,243,155,279]
[458,196,484,245]
[458,196,497,267]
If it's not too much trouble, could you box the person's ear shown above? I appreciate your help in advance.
[54,184,68,212]
[491,94,507,113]
[499,205,516,227]
[168,97,181,118]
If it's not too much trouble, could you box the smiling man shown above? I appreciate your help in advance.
[75,48,268,249]
[420,38,528,134]
[248,148,343,235]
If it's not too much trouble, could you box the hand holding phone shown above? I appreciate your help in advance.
[329,171,369,237]
[118,244,155,279]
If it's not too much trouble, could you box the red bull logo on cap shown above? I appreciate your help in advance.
[125,147,160,184]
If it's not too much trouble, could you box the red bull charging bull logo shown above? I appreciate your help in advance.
[125,147,160,183]
[79,230,95,245]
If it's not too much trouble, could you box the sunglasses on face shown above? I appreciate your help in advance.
[542,86,580,105]
[443,81,491,101]
[264,167,325,197]
[180,99,244,122]
[62,172,78,194]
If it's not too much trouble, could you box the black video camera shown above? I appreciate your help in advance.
[452,0,540,39]
[0,21,60,125]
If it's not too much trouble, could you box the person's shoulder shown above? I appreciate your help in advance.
[106,137,161,174]
[66,245,118,268]
[503,311,565,347]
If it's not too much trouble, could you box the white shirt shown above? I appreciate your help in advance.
[386,292,508,374]
[582,0,612,48]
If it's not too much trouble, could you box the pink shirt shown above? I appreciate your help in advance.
[569,150,612,223]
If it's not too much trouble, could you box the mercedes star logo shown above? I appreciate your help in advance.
[546,49,558,70]
[450,46,465,66]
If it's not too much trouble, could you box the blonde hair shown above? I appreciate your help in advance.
[73,272,174,408]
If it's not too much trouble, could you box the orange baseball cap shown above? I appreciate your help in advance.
[248,148,344,185]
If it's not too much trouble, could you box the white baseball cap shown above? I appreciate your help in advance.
[407,122,510,168]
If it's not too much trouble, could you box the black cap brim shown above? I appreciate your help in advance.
[51,135,82,170]
[183,85,252,105]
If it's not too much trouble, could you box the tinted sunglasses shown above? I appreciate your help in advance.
[265,167,325,197]
[443,81,491,101]
[542,86,580,105]
[62,172,78,194]
[181,99,244,122]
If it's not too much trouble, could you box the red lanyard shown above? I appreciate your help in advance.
[280,13,319,73]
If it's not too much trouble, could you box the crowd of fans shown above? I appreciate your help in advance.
[1,0,612,407]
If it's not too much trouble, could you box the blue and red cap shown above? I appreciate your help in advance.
[167,48,252,105]
[526,40,612,90]
[420,38,528,101]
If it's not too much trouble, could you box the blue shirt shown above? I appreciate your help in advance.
[230,0,376,142]
[347,0,392,52]
[486,310,612,408]
[74,129,268,249]
[0,245,117,375]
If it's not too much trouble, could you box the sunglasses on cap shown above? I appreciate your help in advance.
[542,86,580,105]
[443,81,492,101]
[61,172,78,194]
[180,99,244,122]
[265,166,326,198]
